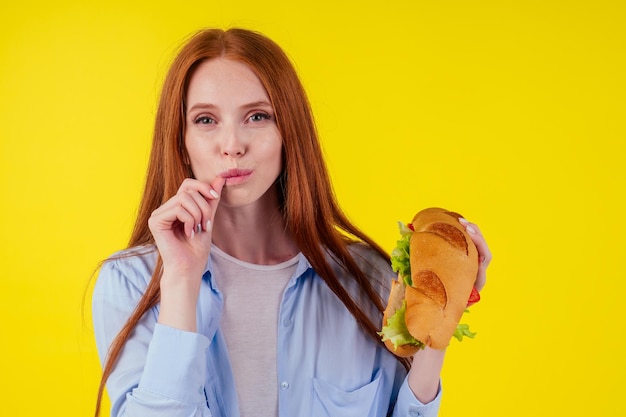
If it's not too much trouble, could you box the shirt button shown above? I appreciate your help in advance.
[408,410,422,417]
[282,318,292,327]
[280,381,289,390]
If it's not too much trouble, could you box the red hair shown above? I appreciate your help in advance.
[95,28,405,416]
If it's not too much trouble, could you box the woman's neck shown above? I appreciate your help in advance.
[211,195,299,265]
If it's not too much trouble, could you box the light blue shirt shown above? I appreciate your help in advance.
[93,244,442,417]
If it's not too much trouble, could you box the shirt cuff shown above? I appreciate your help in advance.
[138,323,211,404]
[394,377,442,417]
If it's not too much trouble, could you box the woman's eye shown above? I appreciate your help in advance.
[194,116,215,125]
[249,112,271,122]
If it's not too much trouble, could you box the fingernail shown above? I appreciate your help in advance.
[190,228,195,240]
[206,220,212,231]
[196,223,202,233]
[459,218,469,224]
[466,225,476,234]
[210,189,219,198]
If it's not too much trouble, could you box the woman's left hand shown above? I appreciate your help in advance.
[406,216,492,404]
[459,218,491,292]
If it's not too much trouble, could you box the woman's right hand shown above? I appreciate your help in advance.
[148,177,225,331]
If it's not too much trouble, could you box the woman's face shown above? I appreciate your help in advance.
[184,58,283,209]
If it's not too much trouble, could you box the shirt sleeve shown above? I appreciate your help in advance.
[392,376,442,417]
[338,245,443,417]
[92,258,212,417]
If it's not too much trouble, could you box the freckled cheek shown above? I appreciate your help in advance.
[256,133,283,159]
[260,143,284,173]
[185,135,219,179]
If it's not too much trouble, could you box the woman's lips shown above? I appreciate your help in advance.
[217,168,253,185]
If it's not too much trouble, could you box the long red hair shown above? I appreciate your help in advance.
[95,28,405,416]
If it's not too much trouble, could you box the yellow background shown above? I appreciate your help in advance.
[1,1,624,416]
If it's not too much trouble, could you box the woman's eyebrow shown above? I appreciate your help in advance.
[239,100,273,111]
[187,102,217,113]
[187,100,272,113]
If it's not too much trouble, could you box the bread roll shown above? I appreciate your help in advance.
[404,208,478,349]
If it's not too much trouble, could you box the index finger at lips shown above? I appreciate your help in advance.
[177,178,202,195]
[175,178,221,203]
[202,177,226,232]
[209,176,226,197]
[192,178,225,202]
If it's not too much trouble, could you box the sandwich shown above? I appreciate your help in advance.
[379,207,480,356]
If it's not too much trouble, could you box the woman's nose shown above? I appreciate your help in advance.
[220,126,246,157]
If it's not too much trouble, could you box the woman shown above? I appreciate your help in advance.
[93,28,491,417]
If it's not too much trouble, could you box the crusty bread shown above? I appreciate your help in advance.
[381,279,422,357]
[404,208,478,349]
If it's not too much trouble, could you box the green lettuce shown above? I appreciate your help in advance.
[378,300,424,350]
[390,222,413,286]
[452,309,477,342]
[380,300,477,349]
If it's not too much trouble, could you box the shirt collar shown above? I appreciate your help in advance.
[202,248,313,291]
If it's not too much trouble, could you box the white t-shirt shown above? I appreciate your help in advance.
[211,245,299,417]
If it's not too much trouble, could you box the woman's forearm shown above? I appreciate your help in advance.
[157,270,202,332]
[407,347,445,403]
